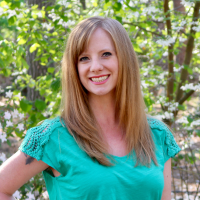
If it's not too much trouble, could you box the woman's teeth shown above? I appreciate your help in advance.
[91,75,108,82]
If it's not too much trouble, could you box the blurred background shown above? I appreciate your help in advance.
[0,0,200,199]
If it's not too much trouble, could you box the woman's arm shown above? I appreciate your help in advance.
[161,158,171,200]
[0,150,48,199]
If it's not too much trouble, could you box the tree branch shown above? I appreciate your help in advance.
[175,1,200,102]
[179,90,195,105]
[164,0,174,101]
[123,22,164,37]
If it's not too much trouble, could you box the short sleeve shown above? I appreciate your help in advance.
[19,117,64,171]
[148,117,181,163]
[162,125,181,162]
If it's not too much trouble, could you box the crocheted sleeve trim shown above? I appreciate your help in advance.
[147,117,181,159]
[19,117,64,161]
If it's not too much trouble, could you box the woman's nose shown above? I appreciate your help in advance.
[90,59,103,72]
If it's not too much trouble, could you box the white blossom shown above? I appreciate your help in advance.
[181,0,194,7]
[17,123,24,131]
[15,93,22,100]
[7,10,16,18]
[176,116,189,124]
[19,113,25,120]
[0,7,3,16]
[156,36,175,47]
[168,102,179,112]
[164,111,173,119]
[36,11,43,18]
[181,83,200,91]
[153,115,165,120]
[180,20,187,27]
[133,11,140,18]
[0,132,7,143]
[42,191,49,199]
[41,22,53,30]
[13,190,22,199]
[25,191,35,200]
[156,17,164,22]
[0,123,2,130]
[191,119,200,127]
[57,19,68,28]
[143,6,159,15]
[4,111,11,120]
[149,59,154,64]
[12,109,19,118]
[58,0,70,7]
[48,10,60,21]
[5,90,13,98]
[192,26,200,32]
[174,65,183,72]
[16,12,24,19]
[163,52,168,57]
[190,21,198,25]
[6,120,13,127]
[0,153,6,162]
[179,36,187,42]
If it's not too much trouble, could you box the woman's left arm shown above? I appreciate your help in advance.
[161,158,171,200]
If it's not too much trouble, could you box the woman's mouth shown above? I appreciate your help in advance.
[90,75,109,83]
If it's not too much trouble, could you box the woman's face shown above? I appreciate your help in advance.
[77,28,119,98]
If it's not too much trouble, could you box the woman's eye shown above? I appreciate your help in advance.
[79,57,89,62]
[103,52,112,57]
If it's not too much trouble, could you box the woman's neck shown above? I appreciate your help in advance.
[88,92,117,127]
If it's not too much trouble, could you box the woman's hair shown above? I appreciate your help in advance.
[61,16,158,167]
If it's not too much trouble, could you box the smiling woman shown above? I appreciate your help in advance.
[0,16,181,200]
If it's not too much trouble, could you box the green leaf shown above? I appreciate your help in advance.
[22,59,29,69]
[29,43,40,53]
[8,16,17,25]
[115,16,122,23]
[47,67,55,73]
[183,64,193,75]
[113,2,122,11]
[0,58,4,68]
[46,75,52,81]
[6,139,11,147]
[50,78,61,92]
[133,43,142,53]
[178,105,185,111]
[195,129,200,137]
[20,99,32,112]
[187,116,193,123]
[35,99,46,111]
[49,50,56,54]
[18,38,27,45]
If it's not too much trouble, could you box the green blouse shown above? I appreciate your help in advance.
[19,116,181,200]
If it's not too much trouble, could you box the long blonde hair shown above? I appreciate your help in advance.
[61,16,158,167]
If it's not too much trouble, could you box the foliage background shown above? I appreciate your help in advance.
[0,0,200,199]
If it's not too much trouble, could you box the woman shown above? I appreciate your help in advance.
[0,16,181,200]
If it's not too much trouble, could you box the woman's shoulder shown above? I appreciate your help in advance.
[29,116,66,133]
[147,115,169,132]
[19,116,68,160]
[146,115,173,142]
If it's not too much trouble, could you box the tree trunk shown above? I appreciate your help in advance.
[26,0,55,101]
[173,0,186,66]
[175,2,200,102]
[80,0,86,10]
[164,0,174,102]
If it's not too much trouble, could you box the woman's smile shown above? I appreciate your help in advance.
[90,75,110,84]
[77,28,118,97]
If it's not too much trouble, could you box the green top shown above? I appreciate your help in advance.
[19,116,181,200]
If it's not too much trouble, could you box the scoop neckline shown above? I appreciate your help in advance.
[106,150,134,160]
